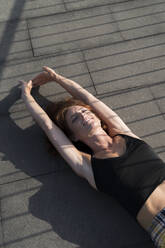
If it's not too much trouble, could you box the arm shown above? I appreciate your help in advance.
[21,80,93,180]
[38,67,139,137]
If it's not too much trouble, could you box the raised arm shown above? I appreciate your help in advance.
[33,67,139,138]
[20,80,96,186]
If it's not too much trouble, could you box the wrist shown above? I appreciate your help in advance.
[21,91,31,99]
[55,73,62,82]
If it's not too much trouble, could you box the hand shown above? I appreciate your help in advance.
[32,66,59,87]
[20,80,32,96]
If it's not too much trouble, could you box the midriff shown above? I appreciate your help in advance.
[136,180,165,231]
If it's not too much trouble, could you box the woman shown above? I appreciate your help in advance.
[21,66,165,248]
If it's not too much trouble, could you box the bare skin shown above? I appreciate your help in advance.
[21,66,165,234]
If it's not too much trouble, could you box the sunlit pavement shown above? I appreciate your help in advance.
[0,1,164,247]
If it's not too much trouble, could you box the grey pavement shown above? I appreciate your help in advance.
[0,0,165,247]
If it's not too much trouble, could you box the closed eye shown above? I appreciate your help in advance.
[72,115,78,123]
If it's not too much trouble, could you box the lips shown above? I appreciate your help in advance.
[83,116,93,126]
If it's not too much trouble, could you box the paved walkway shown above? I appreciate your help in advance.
[1,0,165,247]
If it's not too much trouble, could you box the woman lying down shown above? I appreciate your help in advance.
[20,66,165,248]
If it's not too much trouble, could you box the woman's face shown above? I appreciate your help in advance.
[65,105,101,141]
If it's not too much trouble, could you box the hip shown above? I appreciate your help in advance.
[137,180,165,231]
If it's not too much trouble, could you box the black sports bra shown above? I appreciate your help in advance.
[91,134,165,218]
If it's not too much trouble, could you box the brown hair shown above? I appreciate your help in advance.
[45,97,108,155]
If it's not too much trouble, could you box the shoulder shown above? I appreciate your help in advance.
[108,127,142,141]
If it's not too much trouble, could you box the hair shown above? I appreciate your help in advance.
[45,97,108,155]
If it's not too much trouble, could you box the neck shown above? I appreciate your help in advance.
[81,128,113,155]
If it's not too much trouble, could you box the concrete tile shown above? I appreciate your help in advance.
[64,0,127,11]
[150,83,165,99]
[155,98,165,116]
[0,51,95,100]
[130,116,165,143]
[0,115,69,184]
[84,35,165,94]
[0,0,65,22]
[111,0,165,15]
[0,20,33,63]
[110,0,164,16]
[0,220,4,247]
[150,83,165,118]
[85,42,165,73]
[28,6,122,56]
[111,0,165,40]
[1,172,153,248]
[85,33,165,61]
[89,57,165,94]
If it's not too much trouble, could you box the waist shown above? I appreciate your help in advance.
[136,180,165,230]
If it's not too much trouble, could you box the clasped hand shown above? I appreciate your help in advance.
[20,66,58,96]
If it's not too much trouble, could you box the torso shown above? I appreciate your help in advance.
[86,134,165,231]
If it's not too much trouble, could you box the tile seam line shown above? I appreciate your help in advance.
[127,113,165,125]
[81,50,98,94]
[22,2,65,12]
[92,67,165,87]
[26,19,35,57]
[110,0,165,14]
[0,193,5,247]
[0,0,132,24]
[88,53,165,74]
[148,86,165,121]
[28,8,165,30]
[33,26,165,51]
[2,34,165,67]
[10,10,165,40]
[2,56,165,83]
[2,60,165,84]
[62,0,67,11]
[81,41,165,63]
[6,5,165,30]
[3,34,165,66]
[0,169,70,186]
[33,32,165,57]
[11,32,164,61]
[109,5,125,41]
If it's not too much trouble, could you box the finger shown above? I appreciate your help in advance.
[43,66,55,75]
[27,80,32,86]
[18,80,26,87]
[19,80,25,84]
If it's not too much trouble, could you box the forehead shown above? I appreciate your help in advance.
[67,105,87,114]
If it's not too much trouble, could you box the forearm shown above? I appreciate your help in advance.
[22,93,52,131]
[56,74,96,104]
[56,74,116,122]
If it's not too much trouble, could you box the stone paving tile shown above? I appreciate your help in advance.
[0,172,153,248]
[84,34,165,94]
[0,222,3,247]
[0,114,70,184]
[111,0,165,40]
[110,0,164,14]
[0,0,65,22]
[0,51,95,101]
[28,6,122,56]
[0,20,32,63]
[150,83,165,116]
[64,0,129,11]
